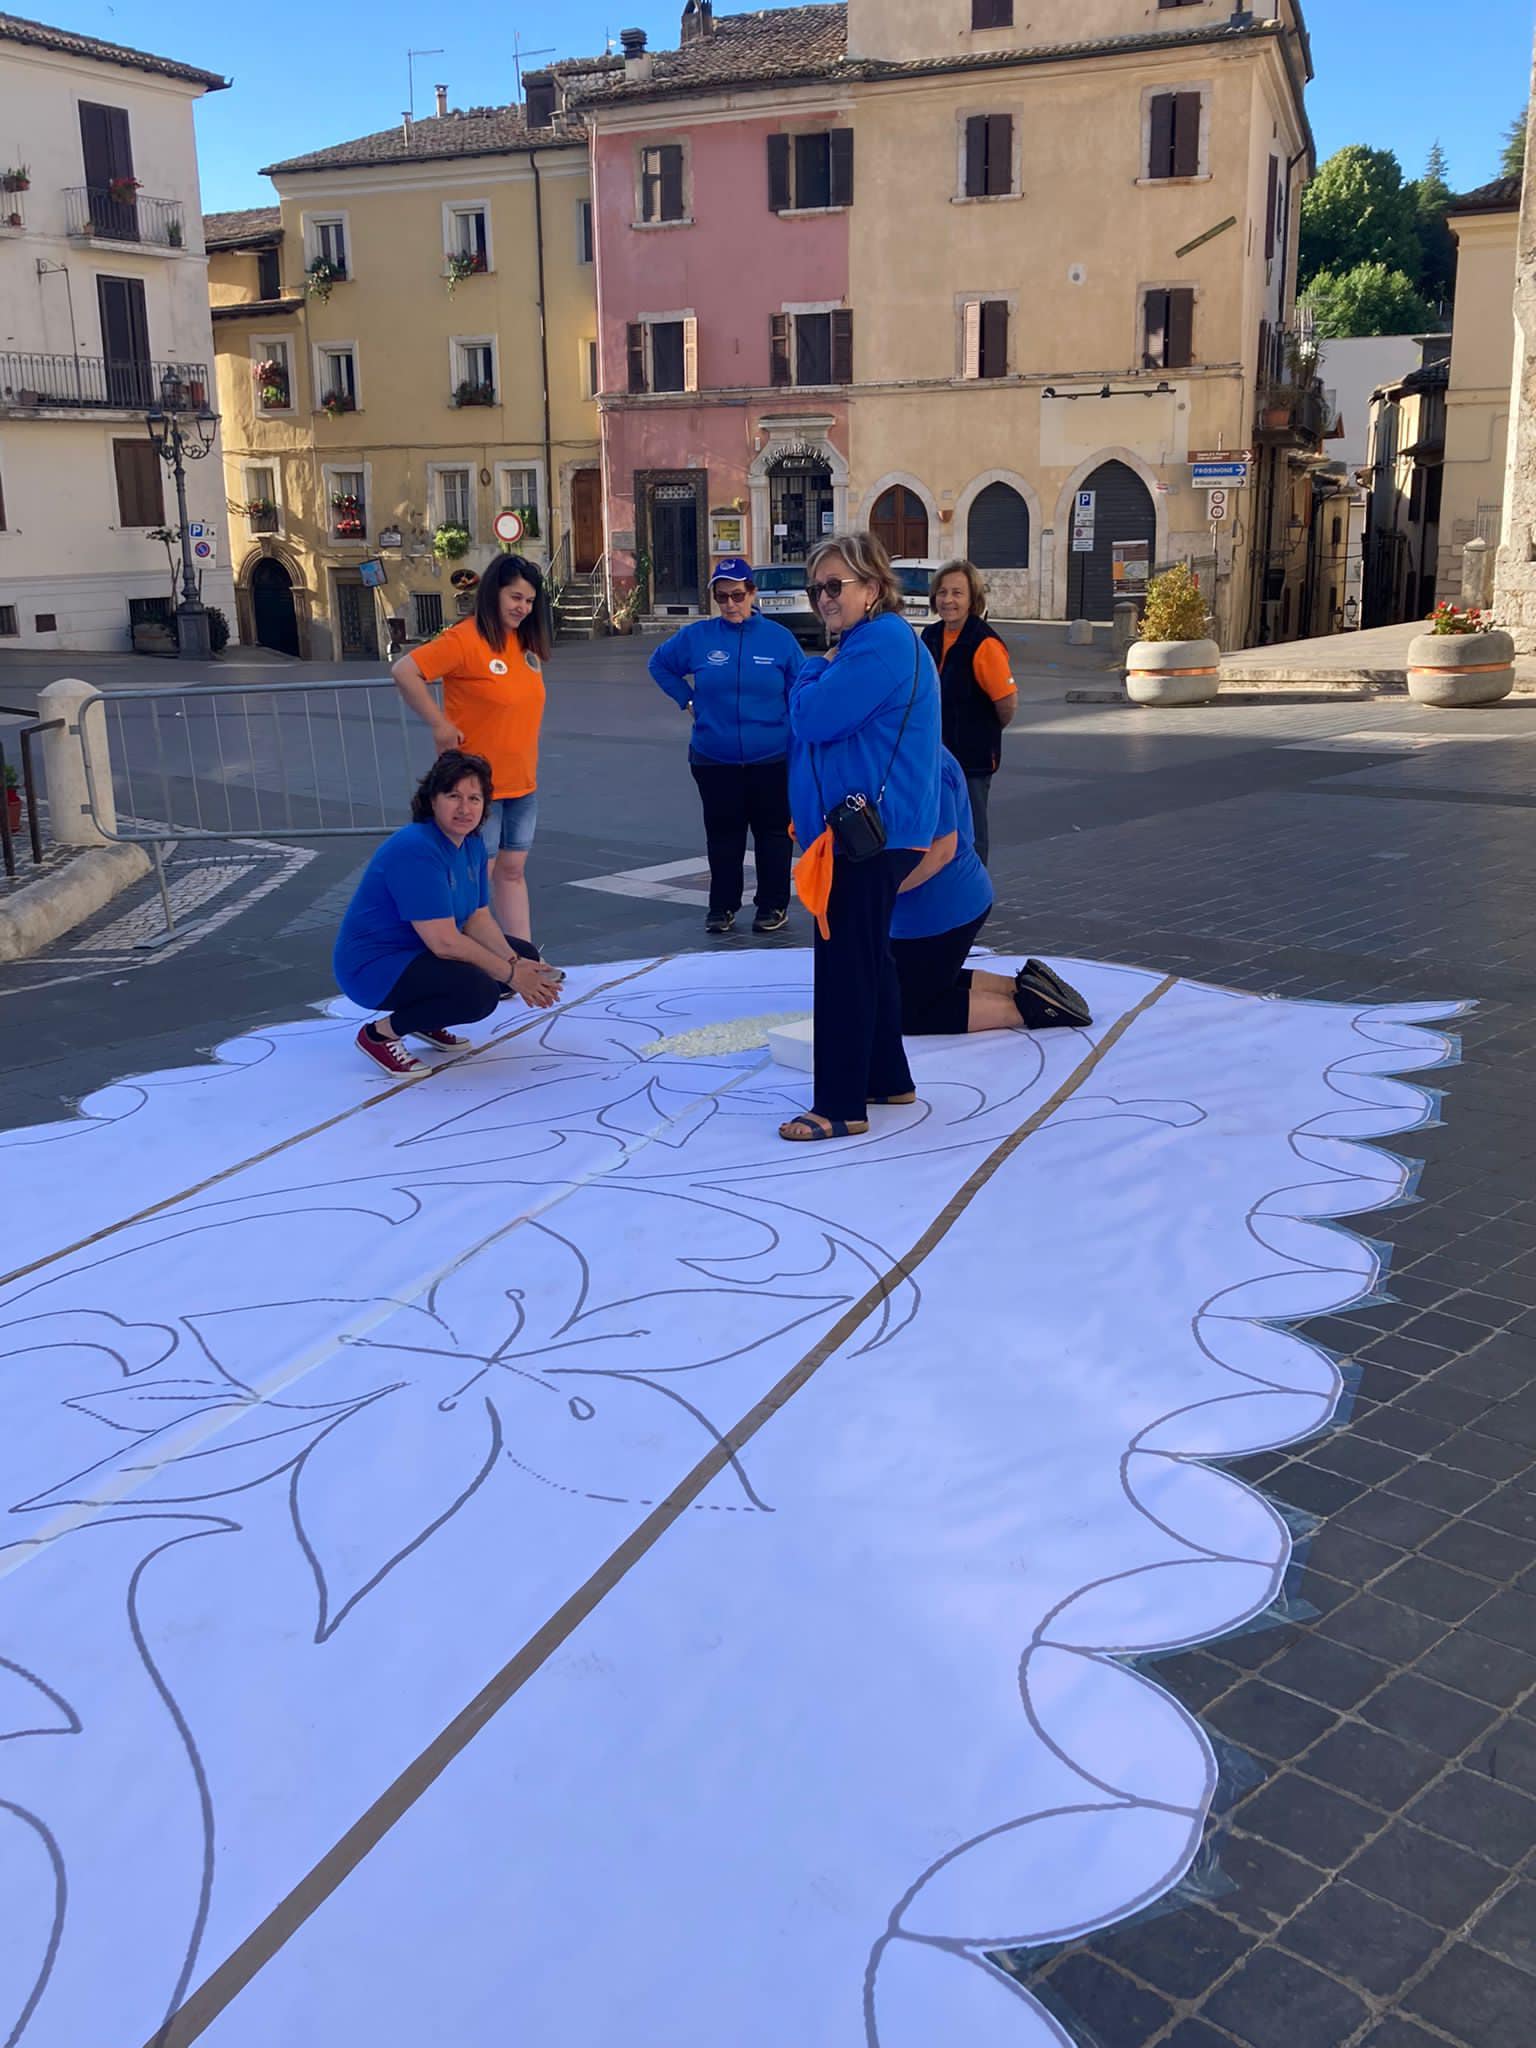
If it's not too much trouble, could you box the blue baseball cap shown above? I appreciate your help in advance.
[709,556,754,586]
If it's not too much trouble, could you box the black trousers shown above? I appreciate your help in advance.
[812,848,923,1123]
[965,773,993,868]
[690,756,792,915]
[380,952,503,1037]
[892,908,992,1036]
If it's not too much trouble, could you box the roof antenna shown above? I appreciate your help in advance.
[406,47,444,119]
[513,30,556,102]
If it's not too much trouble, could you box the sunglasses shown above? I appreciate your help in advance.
[712,584,753,604]
[809,577,853,603]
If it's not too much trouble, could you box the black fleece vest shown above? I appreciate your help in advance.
[922,614,1006,777]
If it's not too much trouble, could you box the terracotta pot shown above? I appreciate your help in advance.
[1406,629,1515,707]
[1125,638,1221,706]
[5,788,21,833]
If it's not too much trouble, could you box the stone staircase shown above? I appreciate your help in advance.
[554,571,606,641]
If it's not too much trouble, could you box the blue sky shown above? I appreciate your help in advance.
[33,0,1536,211]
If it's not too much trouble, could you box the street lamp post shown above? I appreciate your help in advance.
[145,369,218,662]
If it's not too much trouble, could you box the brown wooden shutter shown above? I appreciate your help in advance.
[1167,288,1195,369]
[986,114,1012,196]
[626,322,646,394]
[767,134,791,213]
[980,299,1009,378]
[1148,94,1175,179]
[965,116,987,198]
[1143,290,1170,369]
[113,440,164,527]
[830,308,853,385]
[660,145,685,220]
[830,126,854,207]
[1265,155,1279,261]
[770,313,792,387]
[1172,93,1201,178]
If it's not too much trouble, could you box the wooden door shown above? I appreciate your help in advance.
[98,276,152,407]
[334,575,379,660]
[871,486,928,562]
[572,469,601,573]
[650,488,699,608]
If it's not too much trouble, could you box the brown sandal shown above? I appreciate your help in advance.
[778,1113,870,1142]
[867,1091,916,1106]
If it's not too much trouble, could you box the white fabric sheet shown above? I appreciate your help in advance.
[0,954,1460,2047]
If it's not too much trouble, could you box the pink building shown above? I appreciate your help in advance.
[572,4,852,615]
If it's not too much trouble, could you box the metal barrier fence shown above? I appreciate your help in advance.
[77,676,432,933]
[0,707,57,879]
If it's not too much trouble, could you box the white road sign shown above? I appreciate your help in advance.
[1207,489,1230,525]
[1072,490,1096,552]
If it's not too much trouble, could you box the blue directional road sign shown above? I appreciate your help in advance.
[1191,462,1250,484]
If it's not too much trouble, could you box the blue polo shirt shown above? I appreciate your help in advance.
[333,819,489,1009]
[890,749,993,942]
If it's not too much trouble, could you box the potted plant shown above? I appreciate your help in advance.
[4,211,21,229]
[2,166,29,192]
[321,390,356,417]
[332,491,365,539]
[514,502,539,541]
[3,761,22,834]
[608,552,651,636]
[167,217,184,248]
[1125,563,1220,706]
[305,254,345,301]
[445,249,486,293]
[432,523,472,561]
[1406,602,1516,707]
[247,497,278,530]
[253,359,289,408]
[107,174,140,205]
[453,379,496,407]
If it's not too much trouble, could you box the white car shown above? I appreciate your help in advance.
[891,558,944,629]
[751,563,826,647]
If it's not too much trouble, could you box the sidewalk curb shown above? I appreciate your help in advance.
[0,843,152,962]
[1064,686,1374,707]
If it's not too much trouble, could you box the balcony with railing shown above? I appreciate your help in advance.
[1255,377,1330,451]
[0,352,211,413]
[64,183,186,250]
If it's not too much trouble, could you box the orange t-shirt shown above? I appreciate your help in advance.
[940,627,1016,703]
[410,620,546,798]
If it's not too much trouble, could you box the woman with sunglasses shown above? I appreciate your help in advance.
[648,556,804,936]
[781,531,941,1142]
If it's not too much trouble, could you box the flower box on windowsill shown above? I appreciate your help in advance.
[320,393,356,417]
[452,380,497,408]
[445,251,488,292]
[306,257,347,301]
[334,519,366,541]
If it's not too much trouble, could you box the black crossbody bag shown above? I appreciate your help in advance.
[812,634,922,864]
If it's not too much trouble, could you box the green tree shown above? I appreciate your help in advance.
[1502,104,1529,179]
[1299,146,1422,291]
[1409,140,1456,315]
[1302,262,1433,340]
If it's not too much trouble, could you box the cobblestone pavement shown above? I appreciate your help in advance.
[3,655,1536,2046]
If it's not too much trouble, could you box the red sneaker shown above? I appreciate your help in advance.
[412,1027,467,1049]
[355,1023,429,1079]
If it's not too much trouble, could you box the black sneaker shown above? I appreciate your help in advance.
[704,909,736,935]
[752,907,789,935]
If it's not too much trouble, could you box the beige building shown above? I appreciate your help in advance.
[208,87,603,660]
[0,14,234,651]
[1438,176,1521,596]
[842,0,1321,645]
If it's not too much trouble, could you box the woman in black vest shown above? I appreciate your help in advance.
[920,560,1017,866]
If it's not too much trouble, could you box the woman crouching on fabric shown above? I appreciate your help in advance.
[334,751,563,1081]
[781,531,941,1142]
[892,746,1094,1037]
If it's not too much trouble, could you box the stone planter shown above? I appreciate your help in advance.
[1406,629,1516,707]
[1125,638,1221,706]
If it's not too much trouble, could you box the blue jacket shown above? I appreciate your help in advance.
[648,612,802,765]
[891,749,994,941]
[788,610,942,853]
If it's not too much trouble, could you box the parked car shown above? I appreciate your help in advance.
[892,558,944,628]
[751,562,826,647]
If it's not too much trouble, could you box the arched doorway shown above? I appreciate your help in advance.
[250,556,299,656]
[968,481,1030,569]
[768,454,834,562]
[871,485,929,561]
[1066,460,1156,619]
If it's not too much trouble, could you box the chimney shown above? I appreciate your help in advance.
[401,112,413,147]
[620,26,652,80]
[681,0,715,43]
[526,71,557,128]
[434,82,449,117]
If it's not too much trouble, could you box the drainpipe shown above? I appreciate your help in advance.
[529,147,554,568]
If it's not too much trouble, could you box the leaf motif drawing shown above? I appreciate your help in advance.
[0,1799,67,2048]
[529,1266,860,1380]
[290,1388,503,1640]
[64,1380,245,1435]
[0,1659,80,1742]
[0,1308,177,1380]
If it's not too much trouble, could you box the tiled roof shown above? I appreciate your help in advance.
[261,98,587,176]
[211,297,302,321]
[204,206,282,249]
[0,9,227,89]
[1449,173,1523,216]
[567,4,1285,108]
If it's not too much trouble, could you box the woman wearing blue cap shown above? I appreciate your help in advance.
[649,556,804,935]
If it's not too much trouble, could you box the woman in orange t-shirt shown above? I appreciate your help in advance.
[393,553,551,944]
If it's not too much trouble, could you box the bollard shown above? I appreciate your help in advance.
[1461,537,1495,613]
[1112,600,1141,660]
[38,678,115,846]
[1066,618,1095,647]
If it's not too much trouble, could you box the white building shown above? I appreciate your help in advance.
[0,14,235,652]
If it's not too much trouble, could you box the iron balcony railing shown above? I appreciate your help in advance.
[0,351,211,412]
[64,183,186,249]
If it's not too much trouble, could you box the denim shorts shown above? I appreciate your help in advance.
[481,792,538,855]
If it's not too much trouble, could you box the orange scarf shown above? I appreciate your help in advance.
[793,826,835,939]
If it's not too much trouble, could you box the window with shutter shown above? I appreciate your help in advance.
[640,144,686,223]
[796,313,831,386]
[965,117,988,199]
[979,299,1008,379]
[793,132,832,211]
[1264,155,1279,262]
[829,128,854,207]
[627,322,646,393]
[971,0,1012,25]
[1143,291,1169,370]
[1144,289,1194,369]
[985,115,1012,196]
[681,316,698,393]
[649,321,687,393]
[830,309,853,386]
[256,248,281,299]
[767,134,791,213]
[113,440,163,527]
[770,313,792,386]
[962,300,982,381]
[1148,91,1202,179]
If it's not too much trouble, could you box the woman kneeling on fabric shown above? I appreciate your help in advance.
[892,747,1090,1035]
[334,751,563,1081]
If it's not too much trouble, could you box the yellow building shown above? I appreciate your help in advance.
[842,0,1320,645]
[207,84,604,660]
[1439,175,1522,597]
